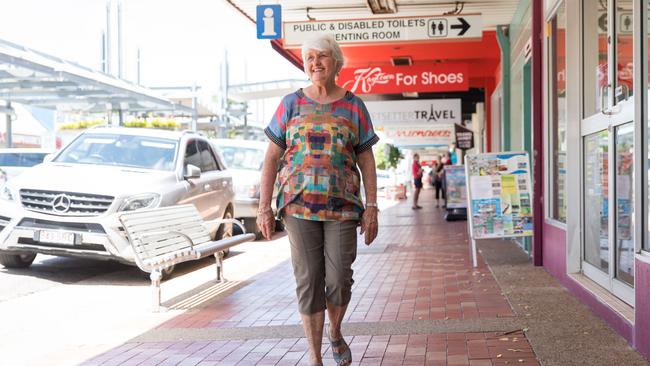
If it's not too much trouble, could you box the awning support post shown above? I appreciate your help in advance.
[5,101,12,148]
[191,83,198,131]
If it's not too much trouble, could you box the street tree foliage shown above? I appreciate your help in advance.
[375,143,403,170]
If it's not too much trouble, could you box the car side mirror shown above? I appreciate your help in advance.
[184,164,201,179]
[43,153,55,163]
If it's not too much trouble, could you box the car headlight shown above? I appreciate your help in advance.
[118,193,161,212]
[0,185,14,201]
[235,184,259,199]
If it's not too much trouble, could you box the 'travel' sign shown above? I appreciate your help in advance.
[338,64,468,94]
[283,15,482,46]
[365,99,462,126]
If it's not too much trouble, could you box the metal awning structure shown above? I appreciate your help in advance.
[227,0,520,28]
[0,38,193,114]
[225,0,519,85]
[229,79,310,100]
[226,0,522,151]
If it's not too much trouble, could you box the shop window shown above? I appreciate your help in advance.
[548,2,567,223]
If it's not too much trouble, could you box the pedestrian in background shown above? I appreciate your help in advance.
[437,153,453,208]
[257,34,379,366]
[433,155,446,208]
[412,153,423,209]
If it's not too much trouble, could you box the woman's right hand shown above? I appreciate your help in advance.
[256,208,275,240]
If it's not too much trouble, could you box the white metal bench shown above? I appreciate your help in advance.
[118,204,256,311]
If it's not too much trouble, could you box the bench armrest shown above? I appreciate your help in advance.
[193,233,257,258]
[203,218,247,234]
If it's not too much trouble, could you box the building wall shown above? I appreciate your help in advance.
[540,0,650,358]
[542,223,566,280]
[635,257,650,357]
[493,2,650,355]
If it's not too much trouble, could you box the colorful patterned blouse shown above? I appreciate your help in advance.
[265,89,379,221]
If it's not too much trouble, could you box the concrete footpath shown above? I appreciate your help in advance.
[15,190,649,365]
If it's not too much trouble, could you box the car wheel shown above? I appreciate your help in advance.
[215,207,233,257]
[243,218,263,240]
[0,252,37,268]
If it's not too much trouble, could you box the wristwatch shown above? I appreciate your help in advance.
[366,202,378,209]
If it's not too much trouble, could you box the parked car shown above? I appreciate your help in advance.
[211,138,277,239]
[376,169,394,190]
[0,148,54,184]
[0,127,235,273]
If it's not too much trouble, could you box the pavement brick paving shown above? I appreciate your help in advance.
[80,192,538,366]
[79,190,650,365]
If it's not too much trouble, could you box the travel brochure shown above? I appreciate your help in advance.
[465,152,534,239]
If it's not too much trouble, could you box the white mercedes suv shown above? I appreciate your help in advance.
[0,127,235,269]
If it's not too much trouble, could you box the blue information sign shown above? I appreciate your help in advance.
[256,5,282,39]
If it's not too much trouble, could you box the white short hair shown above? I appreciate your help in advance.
[301,34,345,74]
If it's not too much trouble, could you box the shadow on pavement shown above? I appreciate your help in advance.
[0,248,248,286]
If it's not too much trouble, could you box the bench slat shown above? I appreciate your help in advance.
[122,210,203,229]
[134,230,209,250]
[142,248,197,268]
[121,206,197,223]
[123,204,197,217]
[135,234,211,257]
[133,230,209,250]
[117,204,254,312]
[128,221,207,239]
[120,205,220,262]
[124,214,197,228]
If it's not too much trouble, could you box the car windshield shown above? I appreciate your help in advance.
[219,146,264,170]
[0,152,48,167]
[54,133,178,171]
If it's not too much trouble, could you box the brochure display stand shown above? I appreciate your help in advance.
[464,152,534,267]
[443,165,467,221]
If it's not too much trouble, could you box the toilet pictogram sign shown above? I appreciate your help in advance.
[256,4,282,39]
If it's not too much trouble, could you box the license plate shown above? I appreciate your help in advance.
[37,230,76,245]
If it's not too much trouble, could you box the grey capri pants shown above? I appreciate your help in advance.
[284,215,359,315]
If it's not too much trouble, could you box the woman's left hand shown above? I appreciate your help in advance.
[360,207,378,245]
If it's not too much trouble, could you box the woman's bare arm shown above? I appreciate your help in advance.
[357,149,378,245]
[257,143,284,239]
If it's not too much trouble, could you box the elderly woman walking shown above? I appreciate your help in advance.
[257,35,379,366]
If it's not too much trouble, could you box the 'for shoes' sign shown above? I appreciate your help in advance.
[338,63,468,94]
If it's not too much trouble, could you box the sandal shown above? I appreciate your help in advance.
[329,337,352,366]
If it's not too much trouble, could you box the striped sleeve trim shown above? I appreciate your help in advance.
[356,134,380,154]
[264,127,287,150]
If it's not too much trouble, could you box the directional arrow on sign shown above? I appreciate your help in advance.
[450,17,470,36]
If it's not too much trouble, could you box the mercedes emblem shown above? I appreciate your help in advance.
[52,194,71,213]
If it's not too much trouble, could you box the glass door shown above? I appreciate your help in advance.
[581,0,635,305]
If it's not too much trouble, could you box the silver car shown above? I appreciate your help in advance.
[0,148,54,184]
[211,138,278,238]
[0,127,235,269]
